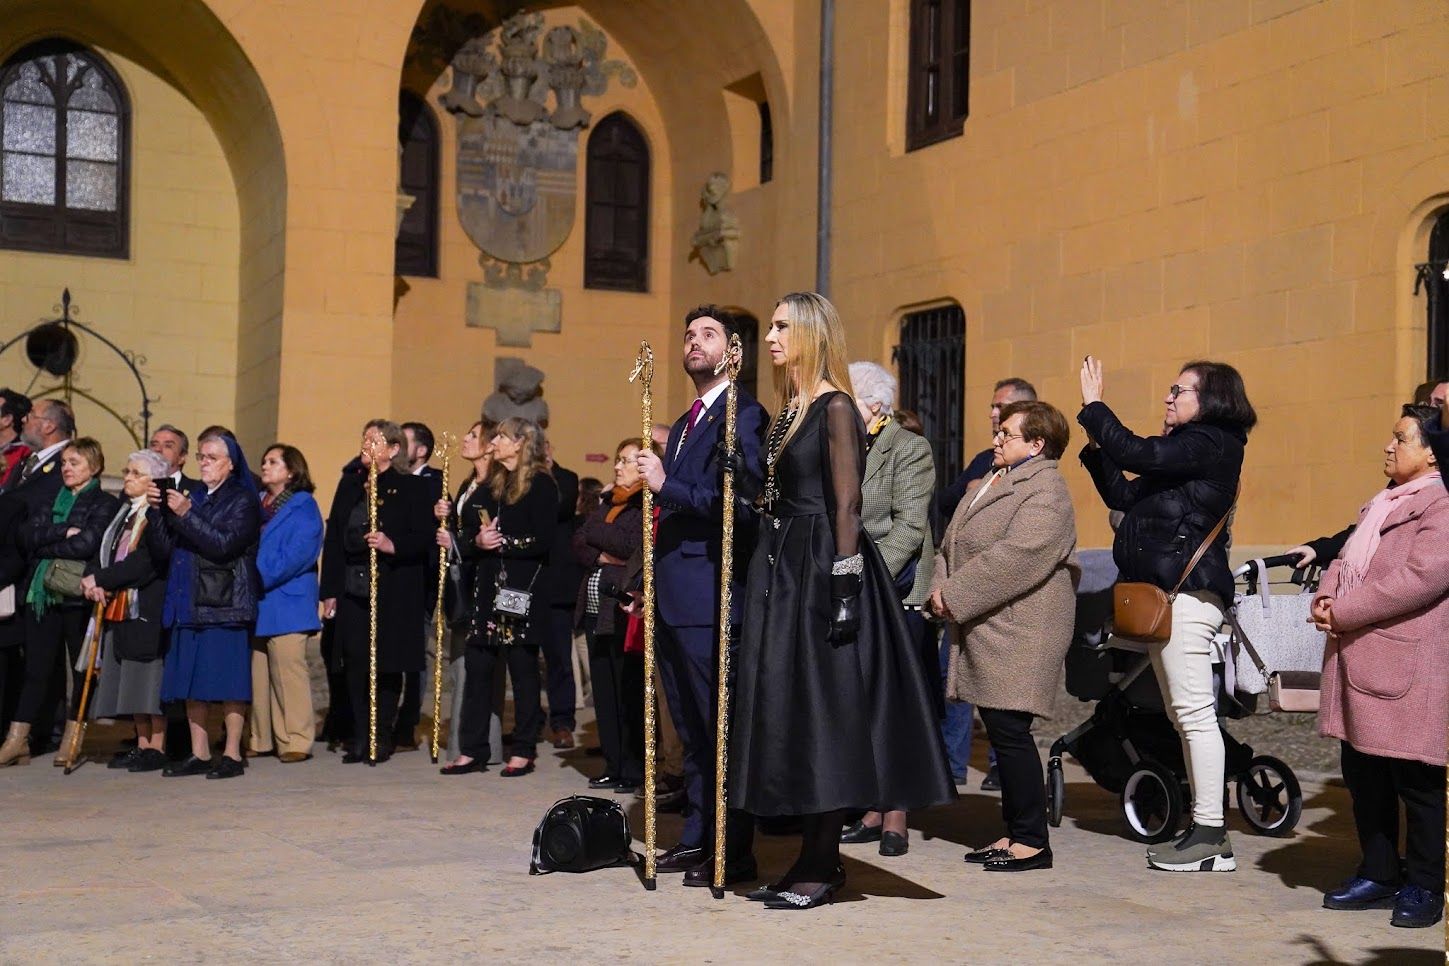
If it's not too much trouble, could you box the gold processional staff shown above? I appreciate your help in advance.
[710,333,743,897]
[366,438,381,766]
[628,341,659,890]
[430,431,456,765]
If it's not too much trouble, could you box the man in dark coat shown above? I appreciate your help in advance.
[320,420,434,763]
[539,446,580,746]
[634,306,768,887]
[396,421,444,750]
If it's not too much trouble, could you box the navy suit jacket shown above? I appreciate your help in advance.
[654,386,768,628]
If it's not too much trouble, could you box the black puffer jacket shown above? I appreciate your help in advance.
[1078,401,1244,606]
[20,484,122,606]
[150,477,261,627]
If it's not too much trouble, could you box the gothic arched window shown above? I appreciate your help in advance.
[1420,209,1449,381]
[1,40,130,258]
[396,90,439,278]
[584,112,649,292]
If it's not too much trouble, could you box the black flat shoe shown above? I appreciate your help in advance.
[839,820,883,844]
[588,774,619,789]
[879,831,909,857]
[342,749,367,764]
[613,781,640,795]
[655,843,706,873]
[683,854,758,888]
[746,883,786,902]
[162,755,213,777]
[108,748,141,770]
[983,847,1053,872]
[964,846,1010,864]
[500,760,535,777]
[763,870,846,910]
[206,756,245,780]
[440,759,487,775]
[127,749,168,773]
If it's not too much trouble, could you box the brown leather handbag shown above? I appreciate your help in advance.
[1112,493,1237,643]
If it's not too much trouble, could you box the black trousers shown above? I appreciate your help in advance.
[0,645,21,733]
[460,640,542,762]
[319,619,352,744]
[979,706,1049,849]
[394,670,420,744]
[586,628,642,785]
[17,607,89,743]
[1341,741,1447,890]
[342,637,401,755]
[541,605,577,732]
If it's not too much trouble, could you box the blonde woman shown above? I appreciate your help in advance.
[730,292,954,910]
[448,417,558,778]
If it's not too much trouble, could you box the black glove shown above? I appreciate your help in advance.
[828,571,861,645]
[719,442,764,503]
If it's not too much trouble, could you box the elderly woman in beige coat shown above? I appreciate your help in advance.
[929,401,1078,873]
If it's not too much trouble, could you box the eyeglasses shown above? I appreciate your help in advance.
[196,453,230,464]
[993,430,1026,443]
[1168,385,1199,400]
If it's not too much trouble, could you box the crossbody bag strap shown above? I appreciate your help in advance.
[1168,481,1241,598]
[1225,608,1270,676]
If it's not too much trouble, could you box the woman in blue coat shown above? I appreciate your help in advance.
[247,444,323,763]
[149,430,261,780]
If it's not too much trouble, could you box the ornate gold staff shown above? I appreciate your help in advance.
[430,431,456,764]
[62,600,106,775]
[366,438,381,766]
[710,333,743,897]
[628,341,658,890]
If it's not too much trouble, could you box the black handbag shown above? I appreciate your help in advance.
[196,563,236,608]
[529,796,634,875]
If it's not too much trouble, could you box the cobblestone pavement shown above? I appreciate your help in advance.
[0,709,1442,965]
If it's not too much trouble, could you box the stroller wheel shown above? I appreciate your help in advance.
[1046,757,1065,828]
[1120,760,1183,843]
[1235,754,1302,837]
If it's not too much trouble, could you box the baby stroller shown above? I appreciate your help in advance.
[1044,552,1308,844]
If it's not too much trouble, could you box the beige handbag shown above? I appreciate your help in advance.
[1112,494,1236,643]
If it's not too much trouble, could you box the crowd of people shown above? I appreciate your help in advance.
[0,301,1443,923]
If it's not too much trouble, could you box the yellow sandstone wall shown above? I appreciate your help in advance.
[828,0,1449,549]
[0,48,240,469]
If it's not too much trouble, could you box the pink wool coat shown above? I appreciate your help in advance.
[1316,483,1449,766]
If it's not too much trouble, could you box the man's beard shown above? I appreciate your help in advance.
[684,353,722,377]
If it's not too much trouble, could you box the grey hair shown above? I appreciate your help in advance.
[848,362,897,413]
[127,449,171,479]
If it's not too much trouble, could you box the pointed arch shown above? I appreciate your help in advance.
[584,111,650,293]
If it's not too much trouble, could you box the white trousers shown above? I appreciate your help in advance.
[1148,590,1226,826]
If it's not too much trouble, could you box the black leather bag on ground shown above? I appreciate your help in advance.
[529,796,634,875]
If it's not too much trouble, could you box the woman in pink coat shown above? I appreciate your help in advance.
[1312,403,1447,930]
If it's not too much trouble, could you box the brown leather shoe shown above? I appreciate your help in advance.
[278,752,313,763]
[552,729,575,749]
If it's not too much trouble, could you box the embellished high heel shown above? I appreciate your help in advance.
[762,867,845,910]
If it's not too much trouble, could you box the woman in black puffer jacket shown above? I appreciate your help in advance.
[149,430,261,780]
[9,438,119,767]
[1078,357,1256,873]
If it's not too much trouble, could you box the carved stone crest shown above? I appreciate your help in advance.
[440,12,636,268]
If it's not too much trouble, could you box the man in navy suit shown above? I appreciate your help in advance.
[636,305,768,887]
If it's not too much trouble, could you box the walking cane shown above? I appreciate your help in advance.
[430,432,456,764]
[710,333,743,898]
[366,439,382,766]
[628,341,659,890]
[63,600,106,775]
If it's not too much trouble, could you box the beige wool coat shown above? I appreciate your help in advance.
[932,458,1080,718]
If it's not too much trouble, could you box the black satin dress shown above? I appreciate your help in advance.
[730,392,955,816]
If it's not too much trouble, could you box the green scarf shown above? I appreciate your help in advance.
[26,478,97,617]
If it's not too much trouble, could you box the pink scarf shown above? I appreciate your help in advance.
[1336,472,1442,592]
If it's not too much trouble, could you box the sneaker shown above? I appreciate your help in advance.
[1390,885,1444,928]
[1145,824,1194,859]
[1147,831,1236,872]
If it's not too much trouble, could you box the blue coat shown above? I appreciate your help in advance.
[654,387,768,628]
[255,491,324,637]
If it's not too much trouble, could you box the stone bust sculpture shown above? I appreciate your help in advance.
[690,171,740,275]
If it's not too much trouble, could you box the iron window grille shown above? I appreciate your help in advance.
[893,304,965,490]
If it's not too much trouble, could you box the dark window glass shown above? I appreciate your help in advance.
[757,101,774,185]
[893,304,965,490]
[729,309,760,399]
[906,0,970,152]
[1,40,129,258]
[1423,209,1449,380]
[584,112,649,292]
[395,90,439,278]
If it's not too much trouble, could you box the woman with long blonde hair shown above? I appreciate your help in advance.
[445,417,558,777]
[730,292,954,910]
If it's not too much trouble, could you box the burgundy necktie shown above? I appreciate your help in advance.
[675,399,705,462]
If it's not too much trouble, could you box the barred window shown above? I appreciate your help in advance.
[396,91,439,278]
[584,112,650,292]
[1,40,129,258]
[906,0,970,152]
[894,304,965,490]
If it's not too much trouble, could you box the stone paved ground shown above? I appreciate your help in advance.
[0,713,1442,965]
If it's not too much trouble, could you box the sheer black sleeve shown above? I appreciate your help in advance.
[822,392,863,560]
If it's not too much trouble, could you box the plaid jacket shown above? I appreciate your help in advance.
[862,419,935,607]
